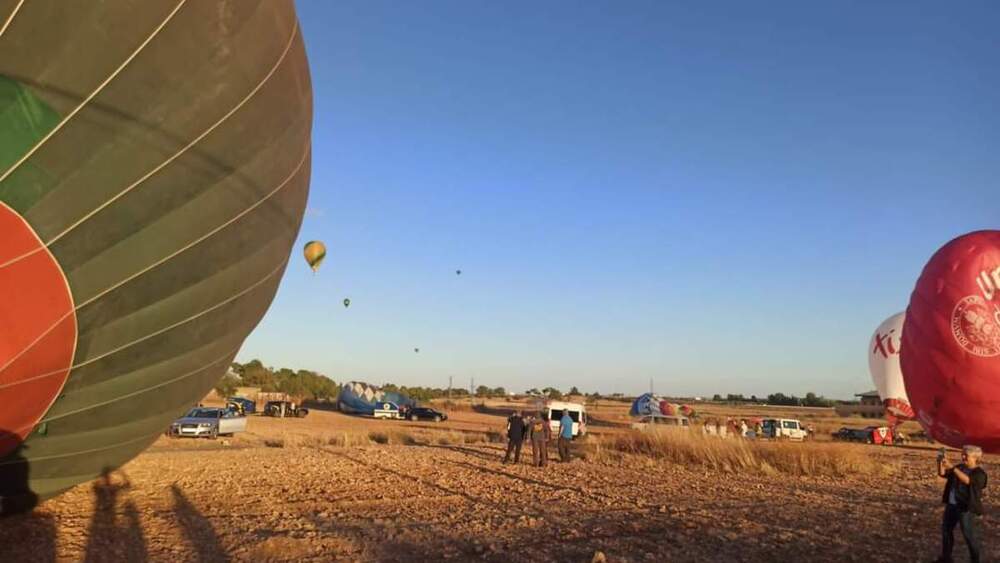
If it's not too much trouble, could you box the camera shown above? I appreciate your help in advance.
[937,447,946,462]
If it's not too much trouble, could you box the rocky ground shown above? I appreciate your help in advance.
[0,410,994,562]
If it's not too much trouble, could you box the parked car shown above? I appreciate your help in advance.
[407,407,447,422]
[833,426,894,445]
[544,401,588,438]
[226,396,256,415]
[169,407,247,439]
[760,418,808,441]
[630,415,691,431]
[833,427,872,442]
[264,401,308,418]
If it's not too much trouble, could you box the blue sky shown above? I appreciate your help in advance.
[239,1,999,399]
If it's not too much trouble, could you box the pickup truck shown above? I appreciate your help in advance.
[169,407,247,439]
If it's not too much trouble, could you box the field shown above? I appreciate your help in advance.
[0,399,995,562]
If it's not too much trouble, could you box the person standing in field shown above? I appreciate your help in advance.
[503,411,526,464]
[558,409,574,462]
[529,412,551,467]
[936,445,988,563]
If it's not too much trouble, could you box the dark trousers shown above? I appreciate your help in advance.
[558,437,571,462]
[531,439,548,467]
[942,504,981,563]
[503,439,523,463]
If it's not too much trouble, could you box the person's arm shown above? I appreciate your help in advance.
[952,466,971,485]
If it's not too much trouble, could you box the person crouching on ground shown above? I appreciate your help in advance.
[529,412,551,467]
[503,410,526,464]
[936,445,987,563]
[558,409,574,462]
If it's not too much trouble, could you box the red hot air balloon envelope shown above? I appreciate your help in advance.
[0,204,76,458]
[901,230,1000,452]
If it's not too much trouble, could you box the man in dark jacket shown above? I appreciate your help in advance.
[528,412,551,467]
[936,445,987,563]
[503,411,526,464]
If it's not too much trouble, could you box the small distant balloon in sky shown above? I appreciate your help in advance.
[456,269,462,275]
[414,347,420,353]
[343,298,351,308]
[303,240,326,273]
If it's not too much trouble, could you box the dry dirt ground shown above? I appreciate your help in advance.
[0,405,995,562]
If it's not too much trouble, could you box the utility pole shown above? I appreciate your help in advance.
[471,377,475,397]
[649,377,653,395]
[448,375,452,400]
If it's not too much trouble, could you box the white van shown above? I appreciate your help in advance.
[545,401,587,438]
[761,418,807,441]
[631,415,690,431]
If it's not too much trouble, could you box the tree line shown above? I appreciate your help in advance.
[215,362,852,408]
[709,392,845,407]
[217,360,339,401]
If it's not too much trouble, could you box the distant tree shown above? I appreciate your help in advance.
[712,394,723,401]
[526,388,541,396]
[475,385,491,397]
[214,373,240,398]
[492,387,507,397]
[802,392,834,408]
[767,393,801,406]
[240,359,276,390]
[543,387,563,400]
[569,386,581,396]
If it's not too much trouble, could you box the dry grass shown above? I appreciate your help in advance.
[327,432,374,448]
[594,429,896,477]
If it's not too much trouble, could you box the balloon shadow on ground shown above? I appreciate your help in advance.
[0,431,56,563]
[170,484,230,563]
[83,468,148,563]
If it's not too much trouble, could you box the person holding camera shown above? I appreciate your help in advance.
[936,445,987,563]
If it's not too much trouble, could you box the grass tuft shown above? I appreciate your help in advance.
[594,430,896,477]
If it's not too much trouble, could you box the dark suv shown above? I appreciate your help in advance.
[407,407,447,422]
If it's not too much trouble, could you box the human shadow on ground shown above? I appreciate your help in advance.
[170,484,230,563]
[0,432,56,562]
[83,468,148,563]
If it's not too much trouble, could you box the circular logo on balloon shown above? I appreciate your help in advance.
[951,295,1000,357]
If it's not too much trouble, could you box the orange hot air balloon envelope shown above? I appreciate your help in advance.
[901,230,1000,452]
[0,1,312,511]
[303,240,326,273]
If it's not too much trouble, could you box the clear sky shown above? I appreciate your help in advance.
[238,1,999,400]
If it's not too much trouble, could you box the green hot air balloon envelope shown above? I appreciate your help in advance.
[303,240,326,273]
[342,298,350,308]
[0,1,312,511]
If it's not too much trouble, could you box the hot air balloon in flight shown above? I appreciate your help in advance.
[867,312,915,425]
[414,347,420,353]
[342,298,350,308]
[456,269,462,276]
[303,240,326,273]
[0,1,312,512]
[901,231,1000,452]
